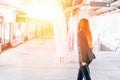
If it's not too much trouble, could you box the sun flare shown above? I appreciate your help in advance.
[26,0,62,20]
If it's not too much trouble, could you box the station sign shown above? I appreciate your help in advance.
[90,1,110,7]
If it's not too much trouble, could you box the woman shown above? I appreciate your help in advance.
[77,18,92,80]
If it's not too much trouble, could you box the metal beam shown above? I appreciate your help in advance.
[64,3,89,13]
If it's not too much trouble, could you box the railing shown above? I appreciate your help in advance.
[99,36,120,53]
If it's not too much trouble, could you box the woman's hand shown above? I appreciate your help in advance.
[82,62,86,66]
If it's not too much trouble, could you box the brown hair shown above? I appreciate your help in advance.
[77,18,92,48]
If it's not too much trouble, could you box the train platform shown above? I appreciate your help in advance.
[0,37,120,80]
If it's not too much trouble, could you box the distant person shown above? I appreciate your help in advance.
[77,18,95,80]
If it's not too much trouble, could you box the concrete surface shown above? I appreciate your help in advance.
[0,37,120,80]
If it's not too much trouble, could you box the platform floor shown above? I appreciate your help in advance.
[0,37,120,80]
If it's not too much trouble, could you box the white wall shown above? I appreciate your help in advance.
[93,12,120,51]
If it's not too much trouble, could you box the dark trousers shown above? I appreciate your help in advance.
[77,65,91,80]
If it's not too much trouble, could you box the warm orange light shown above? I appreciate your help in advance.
[26,1,62,20]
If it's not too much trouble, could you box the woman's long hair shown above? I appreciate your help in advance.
[77,18,92,48]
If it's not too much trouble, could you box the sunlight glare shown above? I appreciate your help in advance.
[26,0,62,20]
